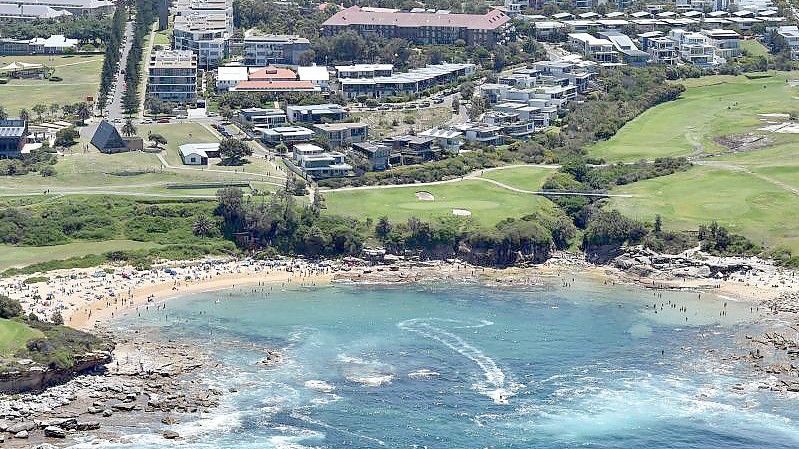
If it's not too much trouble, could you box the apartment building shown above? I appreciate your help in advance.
[173,0,233,69]
[243,32,310,66]
[0,0,112,17]
[568,33,619,64]
[338,63,475,99]
[312,123,368,148]
[335,64,394,79]
[322,6,511,47]
[147,50,198,103]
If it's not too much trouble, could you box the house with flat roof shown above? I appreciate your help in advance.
[322,6,510,47]
[599,31,650,66]
[261,126,315,145]
[297,65,330,91]
[286,104,347,124]
[147,50,197,103]
[351,141,390,171]
[382,135,437,165]
[335,64,393,79]
[243,32,310,66]
[450,122,504,146]
[312,122,368,148]
[292,142,352,179]
[238,108,287,129]
[215,66,248,90]
[701,28,741,62]
[179,143,220,165]
[568,33,619,64]
[669,28,718,66]
[418,128,464,153]
[777,26,799,59]
[0,120,27,158]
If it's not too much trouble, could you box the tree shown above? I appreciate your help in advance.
[121,118,137,137]
[285,173,307,196]
[274,143,288,154]
[76,102,91,125]
[460,81,474,100]
[219,138,252,165]
[192,215,214,237]
[19,108,30,122]
[54,127,80,147]
[654,214,662,233]
[52,311,64,325]
[32,103,47,121]
[375,216,392,239]
[49,103,60,118]
[148,132,167,149]
[0,106,6,120]
[0,295,22,319]
[61,104,74,118]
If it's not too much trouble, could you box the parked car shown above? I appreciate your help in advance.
[157,118,170,123]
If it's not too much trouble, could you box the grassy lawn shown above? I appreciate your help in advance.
[0,240,161,270]
[0,319,44,357]
[153,29,171,47]
[479,166,554,191]
[353,106,454,139]
[323,179,556,227]
[0,55,103,116]
[606,165,799,252]
[740,39,770,57]
[590,71,799,162]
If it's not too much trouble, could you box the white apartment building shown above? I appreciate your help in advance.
[243,32,311,66]
[669,29,717,66]
[147,50,197,103]
[173,0,233,69]
[701,28,741,62]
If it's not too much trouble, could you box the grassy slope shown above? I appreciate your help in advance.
[740,40,770,57]
[323,179,555,227]
[479,166,554,191]
[0,55,103,116]
[352,107,453,139]
[590,71,799,162]
[0,240,161,270]
[0,319,43,357]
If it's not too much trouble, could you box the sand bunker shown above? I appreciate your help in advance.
[415,191,434,201]
[452,209,472,216]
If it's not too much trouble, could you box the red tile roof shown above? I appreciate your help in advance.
[323,6,509,31]
[233,80,316,91]
[248,66,297,81]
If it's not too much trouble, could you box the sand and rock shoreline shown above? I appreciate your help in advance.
[0,249,797,446]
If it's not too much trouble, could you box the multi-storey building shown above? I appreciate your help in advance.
[173,0,232,69]
[701,28,741,62]
[243,32,310,66]
[292,143,352,179]
[567,33,619,63]
[322,6,510,47]
[147,50,197,103]
[312,123,368,148]
[286,104,347,124]
[669,28,717,66]
[335,64,394,79]
[0,120,27,159]
[338,63,475,100]
[777,26,799,60]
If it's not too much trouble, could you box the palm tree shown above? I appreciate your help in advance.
[62,104,74,118]
[192,215,213,237]
[121,118,137,137]
[49,103,60,118]
[19,108,30,122]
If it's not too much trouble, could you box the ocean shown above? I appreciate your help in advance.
[72,279,799,448]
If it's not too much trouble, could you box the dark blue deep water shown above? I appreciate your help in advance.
[73,280,799,448]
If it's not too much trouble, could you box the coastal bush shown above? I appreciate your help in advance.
[698,222,761,256]
[23,276,49,285]
[0,296,23,319]
[583,210,647,252]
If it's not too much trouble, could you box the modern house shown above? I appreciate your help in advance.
[260,126,315,146]
[215,66,249,90]
[702,28,741,62]
[338,63,475,100]
[312,122,368,148]
[286,104,347,124]
[351,141,390,171]
[382,135,437,165]
[237,108,287,129]
[599,31,650,66]
[639,32,677,65]
[418,128,464,153]
[669,28,717,66]
[147,50,197,103]
[451,122,504,146]
[297,65,330,91]
[322,6,511,47]
[0,120,27,158]
[179,142,220,165]
[777,26,799,59]
[242,32,310,66]
[567,33,619,64]
[292,142,352,179]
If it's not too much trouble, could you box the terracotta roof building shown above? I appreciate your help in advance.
[322,6,510,47]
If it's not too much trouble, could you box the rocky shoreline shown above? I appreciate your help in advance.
[0,329,221,448]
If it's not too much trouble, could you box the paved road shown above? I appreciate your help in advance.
[106,20,134,121]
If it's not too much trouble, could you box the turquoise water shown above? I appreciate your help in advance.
[76,280,799,448]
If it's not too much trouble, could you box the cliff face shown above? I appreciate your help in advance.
[0,351,112,394]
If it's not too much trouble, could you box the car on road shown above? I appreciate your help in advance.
[433,98,444,104]
[157,118,170,123]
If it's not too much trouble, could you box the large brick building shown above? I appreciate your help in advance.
[322,6,511,47]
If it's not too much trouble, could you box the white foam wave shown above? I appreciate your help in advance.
[398,318,522,404]
[290,411,387,446]
[304,379,336,393]
[408,368,441,379]
[346,373,394,387]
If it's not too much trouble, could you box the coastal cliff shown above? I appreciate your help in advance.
[0,350,112,394]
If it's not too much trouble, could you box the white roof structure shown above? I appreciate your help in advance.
[30,34,79,49]
[297,65,329,82]
[216,66,248,82]
[0,3,72,18]
[179,143,219,158]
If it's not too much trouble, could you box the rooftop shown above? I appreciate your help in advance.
[0,120,26,138]
[323,6,510,31]
[150,50,197,68]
